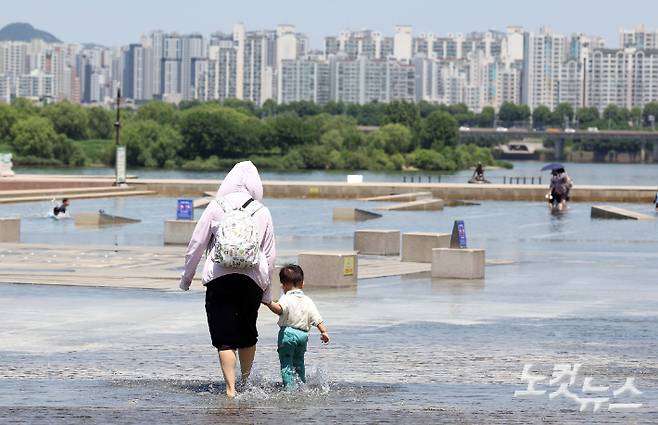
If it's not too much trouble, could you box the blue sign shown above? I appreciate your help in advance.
[450,220,468,249]
[176,199,194,220]
[456,220,467,248]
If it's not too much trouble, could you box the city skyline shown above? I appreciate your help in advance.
[3,20,658,114]
[5,0,658,48]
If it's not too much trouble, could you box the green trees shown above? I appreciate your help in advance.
[135,101,178,126]
[0,98,508,172]
[123,120,182,167]
[53,137,87,166]
[322,101,346,116]
[498,102,530,126]
[552,103,574,126]
[87,107,113,139]
[576,107,600,128]
[11,116,57,158]
[221,98,257,115]
[260,99,278,117]
[419,111,459,149]
[406,144,494,171]
[367,124,414,154]
[448,103,475,125]
[407,149,450,170]
[262,113,315,152]
[629,106,643,127]
[355,101,386,126]
[477,106,495,128]
[532,105,552,128]
[42,101,89,140]
[180,105,262,159]
[418,100,439,118]
[9,115,86,165]
[643,102,658,127]
[11,97,39,116]
[384,100,420,131]
[277,100,322,117]
[602,104,628,129]
[0,104,18,143]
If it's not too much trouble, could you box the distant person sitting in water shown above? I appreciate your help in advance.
[265,264,329,389]
[53,198,70,217]
[473,163,485,180]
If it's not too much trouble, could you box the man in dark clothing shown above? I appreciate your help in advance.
[53,198,70,216]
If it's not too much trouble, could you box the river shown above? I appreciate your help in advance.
[15,160,658,186]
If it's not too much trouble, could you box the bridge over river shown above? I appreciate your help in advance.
[459,128,658,161]
[358,126,658,161]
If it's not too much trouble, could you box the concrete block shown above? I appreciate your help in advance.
[375,199,444,211]
[360,192,432,202]
[164,219,198,245]
[444,200,480,207]
[0,217,20,242]
[298,251,358,288]
[354,229,400,255]
[591,205,655,221]
[431,248,485,279]
[333,207,382,221]
[75,212,141,227]
[401,232,451,263]
[193,197,212,209]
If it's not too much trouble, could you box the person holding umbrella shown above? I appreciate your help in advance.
[542,163,572,211]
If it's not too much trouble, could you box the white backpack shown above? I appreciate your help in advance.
[211,197,263,268]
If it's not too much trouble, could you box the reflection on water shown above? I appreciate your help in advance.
[431,278,485,295]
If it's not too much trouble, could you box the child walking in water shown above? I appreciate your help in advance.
[266,264,329,388]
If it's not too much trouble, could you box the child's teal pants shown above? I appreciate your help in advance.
[277,326,309,388]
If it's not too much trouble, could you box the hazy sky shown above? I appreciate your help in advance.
[5,0,657,48]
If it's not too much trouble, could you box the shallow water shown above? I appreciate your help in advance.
[1,275,657,423]
[2,187,658,422]
[1,195,658,252]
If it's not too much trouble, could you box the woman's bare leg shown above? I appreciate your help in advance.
[238,345,256,384]
[218,349,237,398]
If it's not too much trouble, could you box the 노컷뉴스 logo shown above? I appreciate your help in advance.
[514,364,644,413]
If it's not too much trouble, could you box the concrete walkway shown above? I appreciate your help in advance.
[0,243,432,291]
[127,178,657,202]
[2,174,656,202]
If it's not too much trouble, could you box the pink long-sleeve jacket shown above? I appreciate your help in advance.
[179,161,276,303]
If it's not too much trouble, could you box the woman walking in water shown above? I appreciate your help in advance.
[179,161,276,398]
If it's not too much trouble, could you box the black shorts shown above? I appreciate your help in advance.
[205,274,263,351]
[550,191,563,203]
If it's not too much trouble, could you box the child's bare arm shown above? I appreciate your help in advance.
[265,301,283,315]
[317,322,330,344]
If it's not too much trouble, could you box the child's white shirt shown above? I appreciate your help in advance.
[277,289,323,332]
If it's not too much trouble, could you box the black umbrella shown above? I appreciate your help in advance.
[541,163,565,172]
